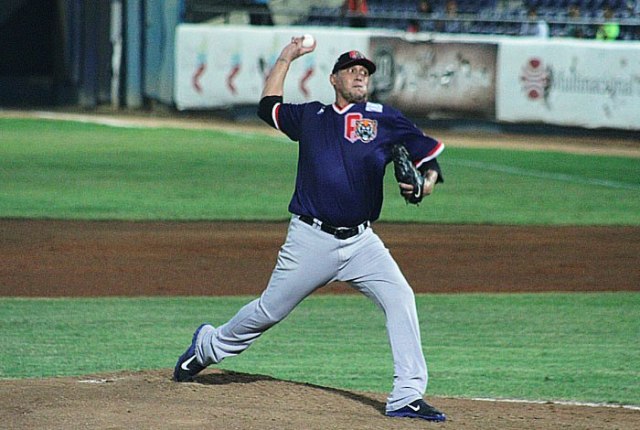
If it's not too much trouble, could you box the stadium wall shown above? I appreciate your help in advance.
[174,25,640,131]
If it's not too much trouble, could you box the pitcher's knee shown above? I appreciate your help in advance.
[394,281,416,301]
[257,301,290,327]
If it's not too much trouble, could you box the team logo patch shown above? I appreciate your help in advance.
[345,113,378,143]
[355,119,377,142]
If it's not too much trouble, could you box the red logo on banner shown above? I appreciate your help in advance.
[520,57,552,101]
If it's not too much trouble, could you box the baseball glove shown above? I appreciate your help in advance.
[392,144,425,205]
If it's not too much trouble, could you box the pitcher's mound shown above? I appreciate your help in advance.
[1,369,637,430]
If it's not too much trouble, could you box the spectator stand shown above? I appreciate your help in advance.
[181,1,640,40]
[293,0,640,40]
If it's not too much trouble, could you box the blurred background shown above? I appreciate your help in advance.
[1,0,639,131]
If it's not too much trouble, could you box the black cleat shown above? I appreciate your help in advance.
[386,399,447,422]
[173,323,211,382]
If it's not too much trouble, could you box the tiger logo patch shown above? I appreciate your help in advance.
[345,113,378,143]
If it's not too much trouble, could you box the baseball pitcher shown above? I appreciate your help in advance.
[174,36,446,422]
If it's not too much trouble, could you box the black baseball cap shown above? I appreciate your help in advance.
[331,50,376,75]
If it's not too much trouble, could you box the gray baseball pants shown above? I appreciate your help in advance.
[196,215,428,411]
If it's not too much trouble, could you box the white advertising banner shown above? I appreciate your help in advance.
[174,25,375,110]
[497,38,640,130]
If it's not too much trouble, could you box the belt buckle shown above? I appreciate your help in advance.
[334,227,354,240]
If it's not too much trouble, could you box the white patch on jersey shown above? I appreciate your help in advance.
[365,102,383,113]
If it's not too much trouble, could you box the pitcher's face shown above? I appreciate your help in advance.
[331,65,370,105]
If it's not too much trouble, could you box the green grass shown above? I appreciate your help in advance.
[2,117,639,407]
[426,149,640,225]
[1,119,298,220]
[2,293,638,406]
[2,118,639,225]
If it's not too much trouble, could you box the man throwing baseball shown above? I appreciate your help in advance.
[174,36,446,422]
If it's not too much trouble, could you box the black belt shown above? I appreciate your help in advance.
[298,215,369,240]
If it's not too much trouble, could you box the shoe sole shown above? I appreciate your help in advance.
[386,411,446,422]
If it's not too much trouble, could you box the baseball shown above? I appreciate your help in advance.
[302,34,315,48]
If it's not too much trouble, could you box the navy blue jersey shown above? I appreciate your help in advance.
[263,100,444,226]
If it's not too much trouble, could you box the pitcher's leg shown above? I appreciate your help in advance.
[378,280,428,412]
[342,232,428,412]
[362,276,427,412]
[198,217,338,365]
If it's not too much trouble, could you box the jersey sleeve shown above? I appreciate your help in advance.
[257,95,282,128]
[394,111,445,182]
[257,96,305,142]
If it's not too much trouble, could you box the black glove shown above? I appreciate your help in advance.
[392,144,425,205]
